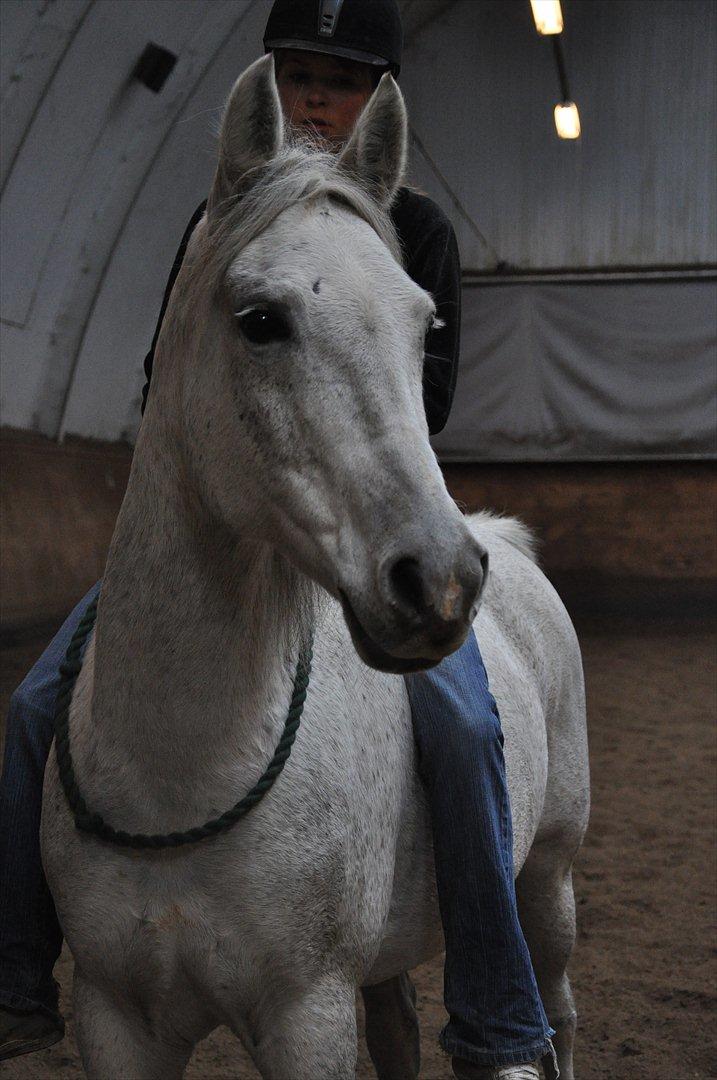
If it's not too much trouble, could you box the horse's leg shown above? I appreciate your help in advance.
[248,977,357,1080]
[361,971,420,1080]
[516,844,579,1080]
[73,969,193,1080]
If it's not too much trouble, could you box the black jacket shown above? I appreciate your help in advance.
[141,187,460,434]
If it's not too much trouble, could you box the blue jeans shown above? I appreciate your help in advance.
[0,582,101,1020]
[406,634,555,1067]
[0,582,553,1067]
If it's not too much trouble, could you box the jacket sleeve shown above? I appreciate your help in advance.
[405,219,461,435]
[141,200,208,416]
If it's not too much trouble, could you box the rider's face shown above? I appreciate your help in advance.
[275,49,376,146]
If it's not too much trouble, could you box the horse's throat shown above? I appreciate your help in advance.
[83,452,308,823]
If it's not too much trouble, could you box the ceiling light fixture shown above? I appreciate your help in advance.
[529,0,581,138]
[530,0,563,35]
[551,32,581,139]
[554,102,581,138]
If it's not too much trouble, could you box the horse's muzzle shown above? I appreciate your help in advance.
[339,538,488,673]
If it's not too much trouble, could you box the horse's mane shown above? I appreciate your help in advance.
[195,137,404,292]
[469,511,540,564]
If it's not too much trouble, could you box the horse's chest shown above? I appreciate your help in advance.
[42,652,412,1011]
[53,807,379,1011]
[63,851,324,1024]
[116,888,258,1014]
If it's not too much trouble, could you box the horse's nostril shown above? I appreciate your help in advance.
[389,556,425,614]
[480,549,489,577]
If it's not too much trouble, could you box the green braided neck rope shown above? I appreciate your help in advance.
[54,594,313,849]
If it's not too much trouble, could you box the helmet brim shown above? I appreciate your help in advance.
[265,39,399,77]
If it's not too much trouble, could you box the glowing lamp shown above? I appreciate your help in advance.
[530,0,564,35]
[554,101,581,139]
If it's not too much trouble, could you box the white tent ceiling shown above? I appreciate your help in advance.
[1,0,715,455]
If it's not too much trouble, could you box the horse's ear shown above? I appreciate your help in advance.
[207,54,284,218]
[339,73,407,207]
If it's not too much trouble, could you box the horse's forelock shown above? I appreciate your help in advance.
[196,143,403,296]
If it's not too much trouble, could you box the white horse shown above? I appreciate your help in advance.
[41,55,589,1080]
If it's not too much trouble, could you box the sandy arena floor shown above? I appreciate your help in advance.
[1,610,715,1080]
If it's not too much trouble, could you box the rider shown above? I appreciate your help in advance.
[0,2,557,1077]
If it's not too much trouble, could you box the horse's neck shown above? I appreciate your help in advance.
[86,422,312,817]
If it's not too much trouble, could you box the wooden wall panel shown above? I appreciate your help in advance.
[2,432,714,634]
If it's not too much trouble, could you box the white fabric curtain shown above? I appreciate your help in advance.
[432,279,717,461]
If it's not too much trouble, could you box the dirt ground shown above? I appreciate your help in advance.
[1,609,715,1080]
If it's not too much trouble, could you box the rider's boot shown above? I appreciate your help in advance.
[452,1058,541,1080]
[0,1006,65,1061]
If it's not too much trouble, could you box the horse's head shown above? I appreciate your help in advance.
[158,55,486,673]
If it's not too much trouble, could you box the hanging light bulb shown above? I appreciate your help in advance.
[554,102,581,139]
[530,0,564,34]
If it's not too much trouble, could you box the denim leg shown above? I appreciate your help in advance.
[0,582,101,1019]
[405,628,555,1068]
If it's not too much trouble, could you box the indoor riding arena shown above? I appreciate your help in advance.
[1,2,715,1079]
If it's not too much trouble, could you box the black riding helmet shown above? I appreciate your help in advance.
[263,0,403,78]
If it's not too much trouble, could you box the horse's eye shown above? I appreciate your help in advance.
[236,307,291,345]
